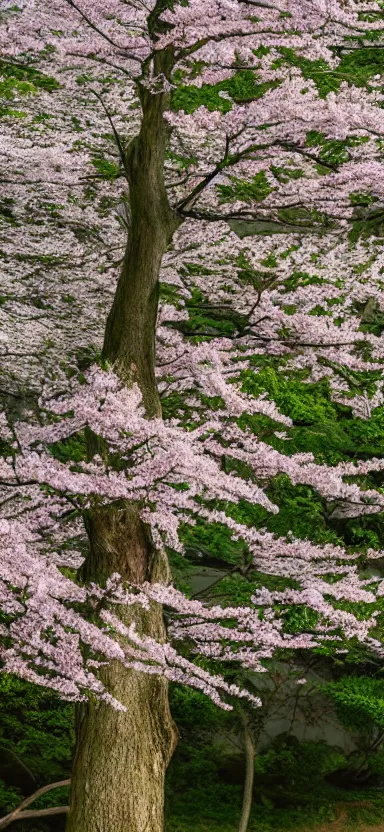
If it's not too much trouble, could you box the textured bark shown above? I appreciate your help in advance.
[66,504,178,832]
[102,58,181,417]
[66,673,175,832]
[66,40,181,832]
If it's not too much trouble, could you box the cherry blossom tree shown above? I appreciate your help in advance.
[1,1,384,831]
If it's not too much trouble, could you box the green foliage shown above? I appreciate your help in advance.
[172,69,277,114]
[350,207,384,242]
[165,700,366,832]
[338,47,384,88]
[90,155,121,181]
[163,286,250,339]
[166,687,239,830]
[171,686,225,738]
[166,149,198,170]
[305,131,368,168]
[255,736,346,787]
[239,366,384,465]
[0,68,34,117]
[275,46,384,98]
[271,166,304,183]
[241,367,335,423]
[323,676,384,732]
[0,59,59,106]
[282,603,320,635]
[211,571,259,605]
[0,780,21,815]
[180,516,247,565]
[367,747,384,778]
[350,191,378,208]
[49,431,88,463]
[0,675,73,815]
[159,282,184,305]
[217,171,274,204]
[228,476,340,547]
[0,197,16,226]
[354,298,384,337]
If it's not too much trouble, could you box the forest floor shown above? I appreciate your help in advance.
[315,820,384,831]
[314,802,384,831]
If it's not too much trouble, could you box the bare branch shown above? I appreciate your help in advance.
[0,780,70,831]
[63,0,142,59]
[176,140,269,212]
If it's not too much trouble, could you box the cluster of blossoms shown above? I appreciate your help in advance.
[0,517,268,709]
[1,363,384,705]
[1,0,384,708]
[2,1,384,393]
[160,219,384,407]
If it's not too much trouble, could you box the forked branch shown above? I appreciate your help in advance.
[0,780,70,830]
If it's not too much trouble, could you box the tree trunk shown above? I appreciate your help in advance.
[66,505,178,832]
[102,69,181,417]
[238,711,255,832]
[66,48,182,832]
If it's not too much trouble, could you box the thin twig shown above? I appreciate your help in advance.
[89,88,130,179]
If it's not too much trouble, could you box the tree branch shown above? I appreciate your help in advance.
[180,207,319,229]
[275,141,339,172]
[0,780,70,830]
[176,28,284,60]
[89,88,130,179]
[63,0,142,59]
[175,134,305,213]
[238,0,281,7]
